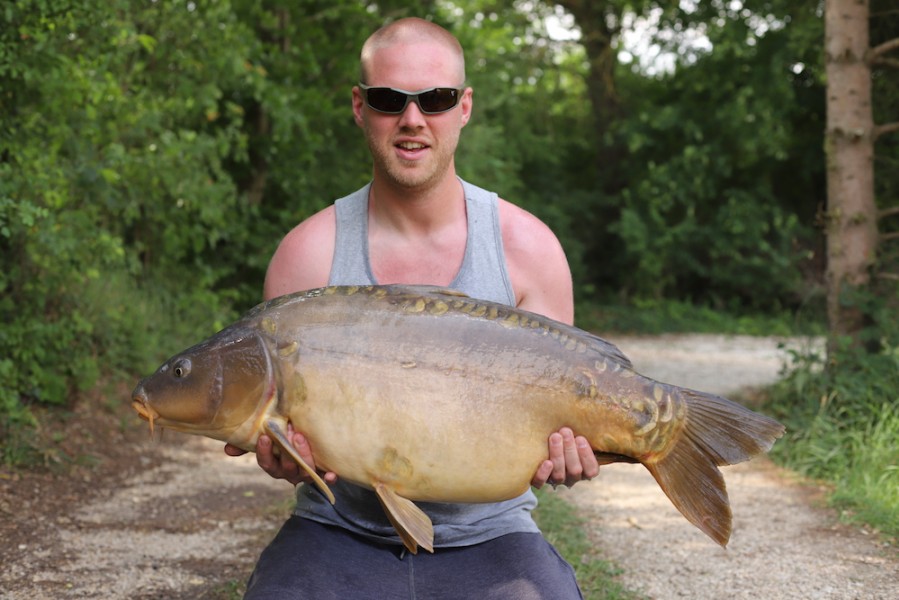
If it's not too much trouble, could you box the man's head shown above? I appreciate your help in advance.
[353,18,472,193]
[360,18,466,85]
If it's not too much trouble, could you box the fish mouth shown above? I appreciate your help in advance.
[131,396,160,435]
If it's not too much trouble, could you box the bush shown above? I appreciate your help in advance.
[577,297,824,337]
[0,0,260,460]
[0,266,239,466]
[765,343,899,538]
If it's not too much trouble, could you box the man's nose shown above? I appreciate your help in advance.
[397,99,427,127]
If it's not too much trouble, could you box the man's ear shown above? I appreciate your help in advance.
[460,87,473,127]
[352,86,365,127]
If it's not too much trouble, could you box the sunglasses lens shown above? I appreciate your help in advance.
[418,88,459,113]
[365,88,409,113]
[363,87,461,114]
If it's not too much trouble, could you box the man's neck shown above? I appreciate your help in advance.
[367,172,465,236]
[366,171,468,286]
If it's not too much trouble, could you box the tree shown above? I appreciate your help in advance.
[824,0,899,353]
[552,0,827,310]
[552,0,624,164]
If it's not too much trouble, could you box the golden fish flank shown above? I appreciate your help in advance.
[377,447,415,481]
[131,284,785,555]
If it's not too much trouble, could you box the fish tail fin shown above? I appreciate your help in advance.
[645,390,785,547]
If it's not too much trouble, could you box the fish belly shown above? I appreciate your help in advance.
[286,360,572,503]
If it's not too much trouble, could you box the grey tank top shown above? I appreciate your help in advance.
[293,178,540,548]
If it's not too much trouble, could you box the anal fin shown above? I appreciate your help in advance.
[373,482,434,554]
[263,418,335,504]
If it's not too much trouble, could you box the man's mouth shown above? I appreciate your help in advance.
[397,141,427,151]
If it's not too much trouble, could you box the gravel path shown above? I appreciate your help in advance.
[0,412,294,599]
[1,334,896,599]
[559,334,897,600]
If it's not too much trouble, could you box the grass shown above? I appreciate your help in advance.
[203,579,244,600]
[764,346,899,543]
[533,488,644,600]
[830,401,899,536]
[578,296,825,337]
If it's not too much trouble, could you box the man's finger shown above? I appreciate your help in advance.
[256,435,275,471]
[531,459,554,488]
[577,436,599,480]
[549,431,566,483]
[561,428,583,485]
[292,432,313,461]
[224,443,247,457]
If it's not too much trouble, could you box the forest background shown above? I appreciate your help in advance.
[1,0,897,540]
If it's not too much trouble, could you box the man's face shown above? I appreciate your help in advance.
[353,40,472,192]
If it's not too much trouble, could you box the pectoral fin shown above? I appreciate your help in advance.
[263,419,335,504]
[373,482,434,554]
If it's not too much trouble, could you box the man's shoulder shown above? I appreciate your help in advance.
[496,199,559,246]
[283,205,337,248]
[264,206,336,298]
[495,198,573,323]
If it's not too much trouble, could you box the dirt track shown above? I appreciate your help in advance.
[560,334,897,600]
[1,334,896,599]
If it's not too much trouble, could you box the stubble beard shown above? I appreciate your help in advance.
[366,125,460,193]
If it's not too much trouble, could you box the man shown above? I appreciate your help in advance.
[229,17,599,599]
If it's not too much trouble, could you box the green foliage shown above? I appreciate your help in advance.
[0,0,263,453]
[0,265,236,464]
[766,340,899,538]
[601,0,826,310]
[579,297,824,336]
[0,1,884,499]
[761,272,898,538]
[534,489,643,600]
[451,3,603,292]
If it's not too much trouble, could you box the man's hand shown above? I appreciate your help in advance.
[531,427,599,489]
[224,423,338,487]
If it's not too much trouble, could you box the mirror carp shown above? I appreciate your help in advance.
[132,285,785,554]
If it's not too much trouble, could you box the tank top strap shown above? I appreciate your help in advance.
[328,183,375,286]
[451,179,516,306]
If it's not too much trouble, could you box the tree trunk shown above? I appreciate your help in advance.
[554,0,621,168]
[824,0,878,354]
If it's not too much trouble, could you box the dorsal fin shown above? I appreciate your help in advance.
[389,285,634,369]
[390,285,470,298]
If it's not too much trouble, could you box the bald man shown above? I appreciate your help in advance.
[238,18,595,599]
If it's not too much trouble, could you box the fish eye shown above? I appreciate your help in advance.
[172,359,191,378]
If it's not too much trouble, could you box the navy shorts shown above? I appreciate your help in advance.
[244,516,584,599]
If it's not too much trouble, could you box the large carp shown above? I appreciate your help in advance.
[132,285,784,553]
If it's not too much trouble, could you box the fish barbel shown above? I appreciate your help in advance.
[131,285,784,553]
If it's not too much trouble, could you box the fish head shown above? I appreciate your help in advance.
[131,326,274,444]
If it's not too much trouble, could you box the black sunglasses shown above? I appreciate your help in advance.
[359,84,464,115]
